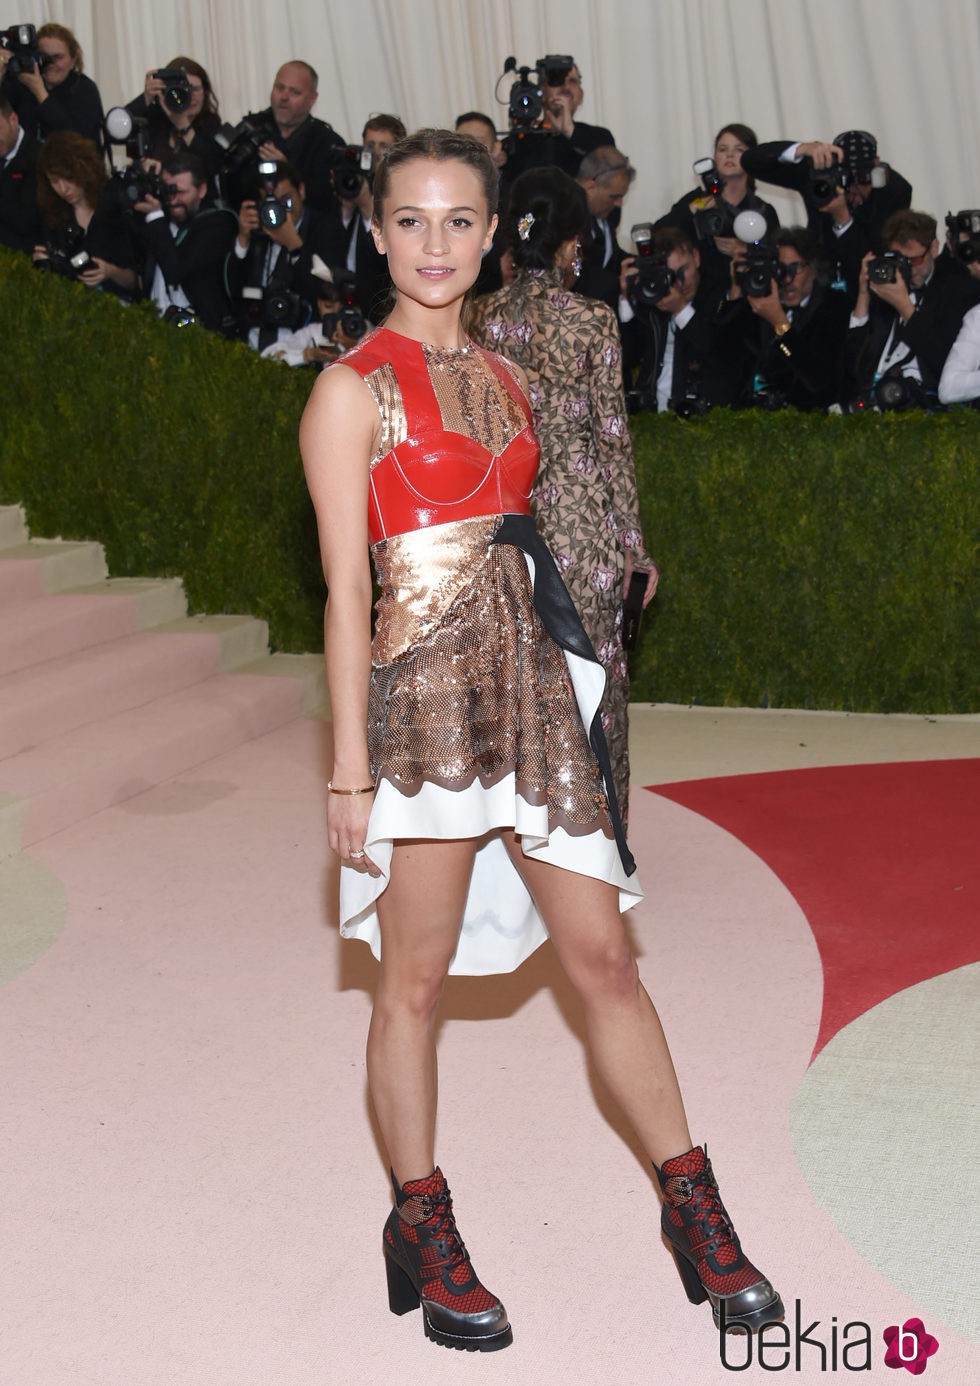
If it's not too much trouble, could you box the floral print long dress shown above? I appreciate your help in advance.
[469,268,654,821]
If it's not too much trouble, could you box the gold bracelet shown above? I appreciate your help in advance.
[327,781,375,795]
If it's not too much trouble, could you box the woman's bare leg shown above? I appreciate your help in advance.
[368,838,478,1186]
[503,836,692,1165]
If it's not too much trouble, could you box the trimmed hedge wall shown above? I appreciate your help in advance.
[3,247,978,711]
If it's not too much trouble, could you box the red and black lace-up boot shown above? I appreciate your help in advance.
[382,1167,513,1352]
[655,1145,784,1334]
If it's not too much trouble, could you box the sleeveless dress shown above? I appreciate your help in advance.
[335,326,642,976]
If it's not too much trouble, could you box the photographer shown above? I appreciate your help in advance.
[540,59,616,171]
[33,130,138,298]
[125,57,223,175]
[575,145,635,311]
[240,61,346,214]
[741,130,912,304]
[0,23,103,147]
[261,269,369,368]
[621,225,752,414]
[846,209,980,408]
[321,115,401,321]
[655,124,779,298]
[226,160,334,349]
[731,227,850,410]
[0,92,39,252]
[132,150,237,332]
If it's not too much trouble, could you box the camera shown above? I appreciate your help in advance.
[36,239,92,280]
[672,380,710,419]
[162,304,198,328]
[627,224,678,308]
[262,286,309,330]
[214,117,278,207]
[328,272,368,340]
[0,23,52,76]
[868,251,912,288]
[848,373,928,413]
[329,145,375,200]
[734,246,784,297]
[255,160,293,230]
[946,210,980,263]
[500,54,572,132]
[693,156,724,198]
[807,157,843,208]
[152,68,192,113]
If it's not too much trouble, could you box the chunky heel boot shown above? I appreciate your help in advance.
[654,1145,784,1334]
[381,1167,513,1352]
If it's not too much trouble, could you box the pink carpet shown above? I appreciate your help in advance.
[2,721,976,1384]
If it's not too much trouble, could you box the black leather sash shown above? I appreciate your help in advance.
[492,514,635,877]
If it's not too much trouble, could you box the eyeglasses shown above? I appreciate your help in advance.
[780,260,806,280]
[904,248,931,268]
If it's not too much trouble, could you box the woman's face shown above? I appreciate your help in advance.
[38,37,77,90]
[714,130,749,180]
[182,73,206,122]
[372,157,496,311]
[48,174,84,206]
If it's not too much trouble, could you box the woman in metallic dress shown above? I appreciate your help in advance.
[300,129,782,1355]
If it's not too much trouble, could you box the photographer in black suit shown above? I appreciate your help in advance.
[733,227,851,410]
[241,61,346,215]
[846,209,980,408]
[322,115,402,323]
[741,130,912,304]
[575,146,634,311]
[621,225,752,414]
[133,150,237,332]
[227,160,333,349]
[0,92,40,252]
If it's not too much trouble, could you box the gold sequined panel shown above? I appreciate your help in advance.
[364,347,527,464]
[372,516,501,664]
[368,540,612,839]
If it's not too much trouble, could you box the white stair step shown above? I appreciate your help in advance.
[0,506,29,550]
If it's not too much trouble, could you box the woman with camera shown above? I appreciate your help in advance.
[0,23,104,148]
[33,130,139,298]
[469,165,657,824]
[656,123,779,297]
[125,56,224,175]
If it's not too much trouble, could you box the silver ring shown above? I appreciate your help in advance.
[349,849,365,859]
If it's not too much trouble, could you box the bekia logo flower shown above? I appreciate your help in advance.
[883,1318,939,1374]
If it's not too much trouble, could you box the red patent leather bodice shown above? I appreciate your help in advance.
[340,328,539,544]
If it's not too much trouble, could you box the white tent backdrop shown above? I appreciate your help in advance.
[11,0,980,244]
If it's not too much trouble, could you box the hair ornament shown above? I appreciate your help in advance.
[517,212,536,241]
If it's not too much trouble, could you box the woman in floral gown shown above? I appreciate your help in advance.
[469,166,656,819]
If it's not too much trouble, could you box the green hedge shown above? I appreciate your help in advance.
[3,247,978,711]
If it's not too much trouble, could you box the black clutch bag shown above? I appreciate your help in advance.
[621,570,647,651]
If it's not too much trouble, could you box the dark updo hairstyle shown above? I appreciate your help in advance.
[505,166,589,270]
[372,127,499,225]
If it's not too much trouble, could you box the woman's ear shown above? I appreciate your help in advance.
[371,217,386,256]
[483,212,498,252]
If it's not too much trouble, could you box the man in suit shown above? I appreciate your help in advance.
[0,93,40,253]
[575,145,634,311]
[734,226,851,410]
[226,160,334,349]
[621,225,752,414]
[846,209,980,407]
[133,150,237,332]
[322,114,401,324]
[242,61,347,216]
[741,130,912,305]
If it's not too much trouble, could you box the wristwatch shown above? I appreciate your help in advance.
[774,320,792,337]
